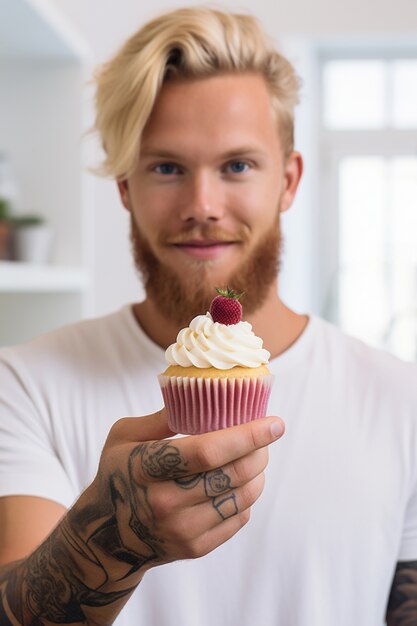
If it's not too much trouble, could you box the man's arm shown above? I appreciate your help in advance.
[386,561,417,625]
[0,409,284,625]
[0,496,66,565]
[0,486,144,626]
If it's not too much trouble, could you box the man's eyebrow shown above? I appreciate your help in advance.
[219,146,265,159]
[139,146,265,160]
[140,148,180,159]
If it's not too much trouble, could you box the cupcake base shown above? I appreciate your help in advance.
[158,374,274,435]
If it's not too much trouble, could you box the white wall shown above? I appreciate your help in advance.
[54,0,417,60]
[54,0,417,317]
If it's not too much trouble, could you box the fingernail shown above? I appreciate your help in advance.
[271,420,283,438]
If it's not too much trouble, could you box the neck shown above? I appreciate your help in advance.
[245,282,309,358]
[132,281,308,359]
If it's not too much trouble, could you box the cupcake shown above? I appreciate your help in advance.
[158,288,273,434]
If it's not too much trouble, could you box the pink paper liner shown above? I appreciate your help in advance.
[158,374,274,434]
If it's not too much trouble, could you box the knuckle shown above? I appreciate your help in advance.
[231,449,266,486]
[239,508,251,526]
[240,473,265,508]
[108,417,121,435]
[248,423,259,450]
[255,447,269,474]
[168,515,193,545]
[106,416,130,443]
[194,441,221,470]
[239,482,257,508]
[246,419,271,450]
[183,537,207,560]
[230,456,252,485]
[150,489,175,521]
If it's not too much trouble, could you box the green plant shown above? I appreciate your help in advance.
[10,214,46,228]
[0,198,10,222]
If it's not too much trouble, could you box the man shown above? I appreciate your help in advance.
[0,7,416,626]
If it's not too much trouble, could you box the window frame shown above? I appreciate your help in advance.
[318,48,417,348]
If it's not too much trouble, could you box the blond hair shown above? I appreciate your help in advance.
[93,7,300,179]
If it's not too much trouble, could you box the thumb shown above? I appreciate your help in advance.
[110,408,176,444]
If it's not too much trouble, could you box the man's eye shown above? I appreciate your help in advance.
[226,161,250,174]
[154,163,179,175]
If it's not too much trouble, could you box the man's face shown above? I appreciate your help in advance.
[118,73,302,324]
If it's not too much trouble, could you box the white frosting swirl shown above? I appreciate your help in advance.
[165,313,270,370]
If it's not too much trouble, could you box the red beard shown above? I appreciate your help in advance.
[130,217,283,326]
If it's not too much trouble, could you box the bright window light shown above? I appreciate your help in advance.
[323,60,386,129]
[338,156,417,359]
[391,60,417,128]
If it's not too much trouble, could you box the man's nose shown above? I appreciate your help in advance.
[179,172,224,222]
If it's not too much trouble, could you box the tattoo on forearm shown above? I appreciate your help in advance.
[386,561,417,625]
[0,440,238,625]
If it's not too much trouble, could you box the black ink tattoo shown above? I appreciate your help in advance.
[205,469,232,496]
[131,441,190,480]
[0,440,239,625]
[0,440,191,625]
[386,560,417,625]
[175,473,204,489]
[133,441,239,521]
[213,493,239,520]
[0,529,136,625]
[175,468,238,521]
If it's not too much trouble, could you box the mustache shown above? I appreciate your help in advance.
[160,225,250,246]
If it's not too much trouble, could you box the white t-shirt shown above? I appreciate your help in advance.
[1,305,417,626]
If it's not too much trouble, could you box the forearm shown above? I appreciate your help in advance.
[0,482,156,626]
[386,561,417,626]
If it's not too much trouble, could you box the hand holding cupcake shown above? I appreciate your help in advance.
[159,288,273,434]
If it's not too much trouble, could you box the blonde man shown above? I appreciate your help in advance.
[0,8,416,626]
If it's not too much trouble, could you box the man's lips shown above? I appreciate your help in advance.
[170,239,239,260]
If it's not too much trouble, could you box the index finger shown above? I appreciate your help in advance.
[182,416,285,473]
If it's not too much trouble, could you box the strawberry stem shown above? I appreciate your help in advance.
[215,286,243,300]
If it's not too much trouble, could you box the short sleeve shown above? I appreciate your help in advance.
[0,352,76,508]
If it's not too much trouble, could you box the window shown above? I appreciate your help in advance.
[323,59,417,129]
[319,54,417,361]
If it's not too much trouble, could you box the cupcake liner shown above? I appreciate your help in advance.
[158,374,274,434]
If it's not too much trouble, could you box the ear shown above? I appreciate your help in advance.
[280,151,303,213]
[116,178,130,211]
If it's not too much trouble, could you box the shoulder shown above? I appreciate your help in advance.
[309,315,417,402]
[0,305,136,375]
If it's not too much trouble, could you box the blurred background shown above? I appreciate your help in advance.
[0,0,416,361]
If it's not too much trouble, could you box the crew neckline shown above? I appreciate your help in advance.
[268,314,318,372]
[121,304,166,364]
[121,303,320,371]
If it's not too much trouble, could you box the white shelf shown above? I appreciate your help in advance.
[0,0,93,345]
[0,262,90,292]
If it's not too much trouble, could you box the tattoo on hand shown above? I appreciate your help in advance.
[0,439,238,625]
[176,467,237,520]
[132,441,190,480]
